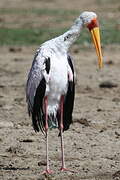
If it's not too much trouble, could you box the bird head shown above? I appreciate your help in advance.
[80,11,103,68]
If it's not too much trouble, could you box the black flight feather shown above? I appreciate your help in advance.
[32,77,46,133]
[63,55,75,131]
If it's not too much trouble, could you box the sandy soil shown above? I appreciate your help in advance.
[0,0,120,180]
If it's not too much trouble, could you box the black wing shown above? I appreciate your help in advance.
[26,50,50,133]
[32,77,46,133]
[63,55,75,132]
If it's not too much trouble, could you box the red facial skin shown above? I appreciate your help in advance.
[87,18,99,31]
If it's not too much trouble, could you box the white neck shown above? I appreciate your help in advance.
[54,17,83,53]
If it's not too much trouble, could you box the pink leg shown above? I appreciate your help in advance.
[59,96,76,173]
[59,95,68,171]
[42,97,53,174]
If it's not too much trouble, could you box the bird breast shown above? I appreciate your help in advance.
[45,55,68,114]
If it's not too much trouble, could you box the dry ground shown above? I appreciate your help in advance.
[0,0,120,180]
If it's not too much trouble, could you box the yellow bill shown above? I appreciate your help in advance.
[90,27,103,68]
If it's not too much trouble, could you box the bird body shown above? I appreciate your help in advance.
[26,32,75,131]
[26,11,103,174]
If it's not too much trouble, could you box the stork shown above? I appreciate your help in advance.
[26,11,103,174]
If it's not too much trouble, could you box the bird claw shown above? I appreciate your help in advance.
[42,169,53,174]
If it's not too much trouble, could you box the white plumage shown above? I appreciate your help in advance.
[26,11,97,117]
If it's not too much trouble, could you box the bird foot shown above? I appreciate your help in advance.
[60,167,69,172]
[60,167,77,173]
[42,169,53,174]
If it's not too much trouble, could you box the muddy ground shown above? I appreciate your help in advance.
[0,0,120,180]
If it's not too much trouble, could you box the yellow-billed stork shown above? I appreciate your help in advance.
[26,11,103,174]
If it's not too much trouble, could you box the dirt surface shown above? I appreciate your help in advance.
[0,0,120,180]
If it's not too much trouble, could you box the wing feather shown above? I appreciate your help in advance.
[26,49,46,132]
